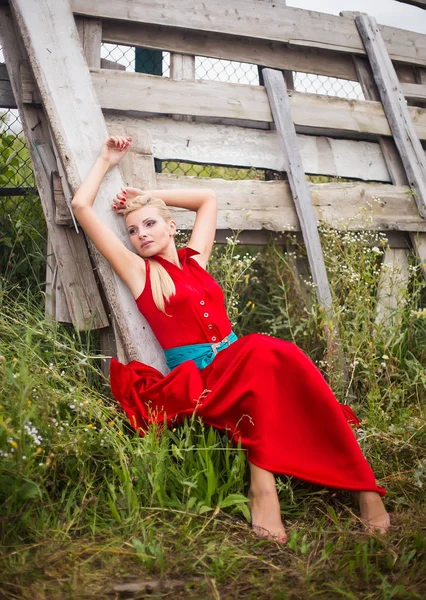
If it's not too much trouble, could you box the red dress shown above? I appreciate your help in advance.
[110,247,385,496]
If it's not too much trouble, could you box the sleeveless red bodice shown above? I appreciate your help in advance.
[136,247,232,350]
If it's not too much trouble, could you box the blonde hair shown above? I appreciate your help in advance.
[123,195,176,314]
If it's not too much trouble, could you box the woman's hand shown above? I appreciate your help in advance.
[112,186,145,213]
[100,135,132,169]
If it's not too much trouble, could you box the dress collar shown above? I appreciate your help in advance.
[151,246,200,270]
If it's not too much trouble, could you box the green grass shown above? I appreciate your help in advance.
[0,224,426,599]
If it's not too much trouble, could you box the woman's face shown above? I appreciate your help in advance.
[125,205,176,257]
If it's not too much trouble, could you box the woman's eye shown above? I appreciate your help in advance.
[146,221,155,227]
[129,228,136,235]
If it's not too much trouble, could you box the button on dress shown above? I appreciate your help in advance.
[110,247,385,496]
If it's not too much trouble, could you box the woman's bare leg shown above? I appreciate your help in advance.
[248,461,287,543]
[356,491,390,534]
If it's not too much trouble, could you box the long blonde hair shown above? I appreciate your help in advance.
[123,195,176,314]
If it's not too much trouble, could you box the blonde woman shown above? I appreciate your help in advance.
[71,135,390,543]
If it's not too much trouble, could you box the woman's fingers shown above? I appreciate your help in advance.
[105,135,132,149]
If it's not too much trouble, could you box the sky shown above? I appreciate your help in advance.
[287,0,426,34]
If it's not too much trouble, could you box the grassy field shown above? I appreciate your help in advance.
[1,221,426,599]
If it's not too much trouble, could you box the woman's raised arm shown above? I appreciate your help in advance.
[71,136,146,299]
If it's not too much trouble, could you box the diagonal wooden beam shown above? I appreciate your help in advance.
[355,15,426,219]
[0,5,108,331]
[262,68,333,313]
[8,0,166,369]
[395,0,426,8]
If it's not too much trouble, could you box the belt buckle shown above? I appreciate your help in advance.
[211,334,230,356]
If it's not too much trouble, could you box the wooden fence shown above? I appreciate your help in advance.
[0,0,425,372]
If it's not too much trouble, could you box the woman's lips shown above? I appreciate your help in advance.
[141,241,153,248]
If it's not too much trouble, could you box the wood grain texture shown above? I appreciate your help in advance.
[375,248,410,326]
[155,174,426,233]
[70,0,426,66]
[356,16,426,219]
[395,0,426,8]
[106,114,392,181]
[75,16,101,69]
[0,5,108,330]
[17,66,426,140]
[101,19,359,81]
[9,0,166,368]
[410,232,426,277]
[0,63,15,108]
[170,53,195,123]
[93,70,426,140]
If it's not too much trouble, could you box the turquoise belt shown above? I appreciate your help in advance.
[164,331,238,371]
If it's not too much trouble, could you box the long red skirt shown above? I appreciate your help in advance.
[110,333,385,496]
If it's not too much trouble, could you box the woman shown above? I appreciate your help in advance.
[71,135,390,543]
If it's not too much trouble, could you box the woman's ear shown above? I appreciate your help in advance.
[169,220,177,237]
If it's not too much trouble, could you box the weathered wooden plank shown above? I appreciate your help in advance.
[70,0,426,67]
[102,19,358,81]
[356,15,426,219]
[19,67,426,140]
[170,53,195,123]
[156,174,426,233]
[0,5,109,330]
[76,15,117,373]
[45,236,73,324]
[410,232,426,277]
[5,55,421,112]
[101,19,425,85]
[101,58,126,71]
[35,142,73,226]
[9,0,165,369]
[342,16,423,297]
[375,248,410,327]
[75,17,102,68]
[45,236,57,320]
[92,69,272,121]
[264,65,348,385]
[395,0,426,8]
[212,229,410,248]
[96,71,426,140]
[51,173,72,225]
[401,83,426,103]
[0,63,15,108]
[106,114,392,182]
[263,69,333,310]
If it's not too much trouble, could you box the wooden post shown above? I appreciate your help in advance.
[355,15,426,219]
[262,67,350,392]
[9,0,166,370]
[0,5,109,331]
[375,248,410,327]
[170,53,195,122]
[76,15,117,376]
[262,68,333,314]
[346,12,426,287]
[341,11,412,323]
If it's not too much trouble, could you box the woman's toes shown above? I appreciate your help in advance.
[363,512,391,535]
[252,524,287,544]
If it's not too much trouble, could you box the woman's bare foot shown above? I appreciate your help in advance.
[247,462,287,543]
[248,487,287,544]
[357,491,390,535]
